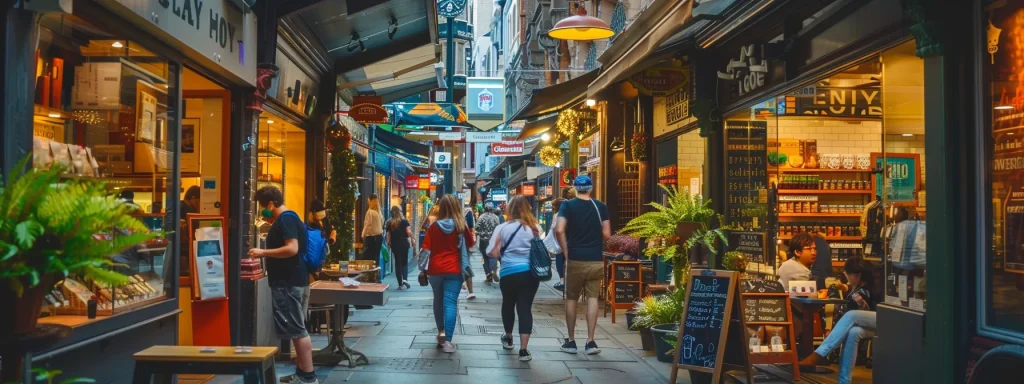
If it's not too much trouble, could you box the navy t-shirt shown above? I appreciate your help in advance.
[266,211,309,287]
[558,198,609,262]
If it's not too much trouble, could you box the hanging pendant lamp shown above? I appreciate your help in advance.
[548,2,614,41]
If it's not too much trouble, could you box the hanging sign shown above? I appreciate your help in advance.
[405,175,420,189]
[434,152,452,170]
[418,173,431,190]
[560,169,577,188]
[628,65,690,96]
[466,132,502,143]
[490,141,525,156]
[438,132,463,141]
[490,188,508,202]
[467,77,505,131]
[437,0,467,18]
[350,96,389,124]
[718,44,775,101]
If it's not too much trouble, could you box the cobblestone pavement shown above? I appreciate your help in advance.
[274,249,681,384]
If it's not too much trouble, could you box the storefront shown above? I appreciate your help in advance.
[3,0,259,380]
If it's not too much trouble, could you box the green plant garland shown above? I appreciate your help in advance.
[326,146,357,263]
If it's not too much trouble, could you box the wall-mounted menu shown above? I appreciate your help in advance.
[613,282,641,304]
[676,270,736,371]
[742,296,788,323]
[727,231,766,264]
[725,120,768,229]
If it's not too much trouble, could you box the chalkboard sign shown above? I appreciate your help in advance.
[727,231,766,264]
[724,120,768,229]
[613,282,641,304]
[741,279,785,294]
[641,267,655,284]
[614,262,640,281]
[742,297,788,323]
[670,269,737,383]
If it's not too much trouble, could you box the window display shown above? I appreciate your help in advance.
[31,14,178,326]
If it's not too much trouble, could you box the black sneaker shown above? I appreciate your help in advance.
[501,334,514,350]
[553,281,565,292]
[584,340,601,355]
[519,349,532,361]
[560,338,577,354]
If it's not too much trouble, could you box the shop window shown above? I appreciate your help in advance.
[31,14,179,326]
[984,0,1024,339]
[723,40,926,303]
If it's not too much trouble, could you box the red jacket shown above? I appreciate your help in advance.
[421,224,475,275]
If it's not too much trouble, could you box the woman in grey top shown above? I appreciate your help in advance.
[487,195,544,362]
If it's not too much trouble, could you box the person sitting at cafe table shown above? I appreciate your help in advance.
[799,257,877,384]
[778,233,817,289]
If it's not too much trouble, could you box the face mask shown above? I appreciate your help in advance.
[261,207,274,219]
[315,211,327,220]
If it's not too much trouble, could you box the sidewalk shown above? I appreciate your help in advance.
[281,248,681,384]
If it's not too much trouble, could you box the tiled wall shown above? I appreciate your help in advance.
[677,130,705,193]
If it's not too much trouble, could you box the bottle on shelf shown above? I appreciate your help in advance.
[749,333,761,353]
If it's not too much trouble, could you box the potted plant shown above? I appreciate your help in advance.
[722,251,749,272]
[630,295,660,351]
[606,234,640,259]
[619,185,728,288]
[0,160,159,338]
[633,289,686,362]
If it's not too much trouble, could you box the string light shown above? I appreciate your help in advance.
[556,109,580,137]
[539,146,562,167]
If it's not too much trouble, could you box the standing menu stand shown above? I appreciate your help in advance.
[736,281,800,383]
[670,269,737,383]
[606,261,642,323]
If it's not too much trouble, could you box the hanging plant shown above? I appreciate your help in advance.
[631,132,647,161]
[556,109,580,137]
[539,146,562,167]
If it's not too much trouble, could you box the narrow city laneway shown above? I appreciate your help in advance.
[279,249,675,384]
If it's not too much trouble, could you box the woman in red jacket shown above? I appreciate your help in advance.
[421,194,475,353]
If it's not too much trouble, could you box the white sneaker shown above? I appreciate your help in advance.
[467,293,476,300]
[442,341,456,353]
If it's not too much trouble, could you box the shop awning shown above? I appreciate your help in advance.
[509,70,599,122]
[373,126,431,167]
[339,44,441,103]
[390,103,471,128]
[515,112,559,140]
[586,1,695,97]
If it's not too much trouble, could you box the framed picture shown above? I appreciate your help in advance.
[136,82,158,143]
[182,118,199,153]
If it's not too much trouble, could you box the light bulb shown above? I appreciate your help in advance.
[541,133,551,142]
[111,41,124,48]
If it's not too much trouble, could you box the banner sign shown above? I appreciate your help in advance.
[490,141,525,156]
[466,132,502,143]
[467,77,504,131]
[405,175,420,189]
[350,96,389,124]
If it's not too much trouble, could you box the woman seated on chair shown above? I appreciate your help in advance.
[799,257,877,384]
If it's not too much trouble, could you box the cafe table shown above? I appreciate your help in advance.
[308,280,388,367]
[790,296,846,367]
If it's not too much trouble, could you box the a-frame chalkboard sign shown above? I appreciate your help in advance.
[736,280,800,383]
[670,269,738,384]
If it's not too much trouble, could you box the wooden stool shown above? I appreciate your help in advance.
[132,346,278,384]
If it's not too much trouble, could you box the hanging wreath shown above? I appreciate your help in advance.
[539,146,562,167]
[556,109,581,137]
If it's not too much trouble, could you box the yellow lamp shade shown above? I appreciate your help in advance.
[548,5,613,41]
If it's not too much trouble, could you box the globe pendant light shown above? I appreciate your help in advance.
[548,2,614,41]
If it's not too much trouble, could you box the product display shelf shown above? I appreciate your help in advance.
[778,235,862,241]
[33,104,73,119]
[777,189,872,195]
[769,167,872,174]
[777,213,861,218]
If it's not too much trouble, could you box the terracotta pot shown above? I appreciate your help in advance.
[0,276,53,339]
[676,222,702,247]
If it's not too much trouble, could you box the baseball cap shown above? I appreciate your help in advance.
[310,200,327,213]
[573,175,593,192]
[484,202,496,210]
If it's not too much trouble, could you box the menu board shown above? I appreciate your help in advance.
[724,120,769,229]
[676,270,736,371]
[614,263,640,281]
[741,279,785,294]
[613,282,641,304]
[727,231,766,264]
[742,296,788,323]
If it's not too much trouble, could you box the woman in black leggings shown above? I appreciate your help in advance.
[386,206,414,289]
[486,195,542,361]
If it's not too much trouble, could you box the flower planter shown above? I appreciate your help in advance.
[638,326,656,351]
[651,323,679,363]
[625,310,638,330]
[0,276,52,340]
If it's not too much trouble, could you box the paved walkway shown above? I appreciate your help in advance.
[282,248,680,384]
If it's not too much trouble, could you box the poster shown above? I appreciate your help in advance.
[872,153,921,206]
[193,227,226,300]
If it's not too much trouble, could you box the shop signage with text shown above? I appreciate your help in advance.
[658,165,678,186]
[418,174,431,189]
[350,96,389,124]
[490,141,525,156]
[784,86,883,118]
[628,66,690,96]
[490,188,508,202]
[719,44,769,97]
[438,132,463,141]
[522,184,535,197]
[560,169,577,188]
[406,175,420,189]
[466,132,502,143]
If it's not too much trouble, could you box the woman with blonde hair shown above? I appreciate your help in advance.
[386,206,414,289]
[361,194,385,261]
[420,195,475,353]
[487,195,544,361]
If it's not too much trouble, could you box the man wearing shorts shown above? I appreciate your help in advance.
[249,186,318,384]
[554,176,610,355]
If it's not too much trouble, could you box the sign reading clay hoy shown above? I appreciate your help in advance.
[115,0,257,85]
[490,141,525,156]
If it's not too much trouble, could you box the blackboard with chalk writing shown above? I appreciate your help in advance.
[613,282,641,304]
[670,269,737,384]
[613,262,640,281]
[742,296,788,323]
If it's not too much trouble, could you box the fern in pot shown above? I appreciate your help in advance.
[619,185,728,288]
[0,160,160,337]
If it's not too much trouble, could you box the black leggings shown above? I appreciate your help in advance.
[499,271,540,335]
[392,241,410,284]
[361,235,383,261]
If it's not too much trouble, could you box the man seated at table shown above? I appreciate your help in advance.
[778,233,817,288]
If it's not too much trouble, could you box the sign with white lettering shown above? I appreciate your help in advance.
[438,132,463,141]
[718,44,768,97]
[490,141,525,156]
[113,0,257,85]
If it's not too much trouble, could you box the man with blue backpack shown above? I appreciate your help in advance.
[249,186,324,384]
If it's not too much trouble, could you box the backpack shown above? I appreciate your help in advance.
[502,224,552,281]
[279,211,328,273]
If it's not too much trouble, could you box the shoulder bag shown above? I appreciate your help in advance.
[543,223,562,254]
[528,225,553,281]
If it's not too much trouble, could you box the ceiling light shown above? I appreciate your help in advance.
[995,105,1014,110]
[541,133,551,142]
[585,99,596,107]
[267,119,275,124]
[388,17,399,40]
[902,133,914,137]
[548,2,614,41]
[111,41,123,48]
[1009,132,1016,135]
[47,113,61,118]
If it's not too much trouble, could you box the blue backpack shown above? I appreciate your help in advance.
[279,211,328,273]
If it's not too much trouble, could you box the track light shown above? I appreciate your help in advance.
[346,33,361,53]
[388,17,399,40]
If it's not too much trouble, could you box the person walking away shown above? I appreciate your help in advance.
[799,258,877,384]
[248,186,317,384]
[421,195,475,353]
[386,206,414,290]
[476,203,501,284]
[486,195,543,361]
[554,176,610,355]
[546,198,566,291]
[361,194,385,261]
[420,204,439,246]
[462,206,477,299]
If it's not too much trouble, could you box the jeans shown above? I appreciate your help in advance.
[480,242,497,276]
[555,253,565,279]
[499,271,540,335]
[814,310,876,384]
[392,241,410,285]
[428,273,463,342]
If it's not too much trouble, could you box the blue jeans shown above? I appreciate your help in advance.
[555,253,565,279]
[814,310,876,384]
[428,273,463,342]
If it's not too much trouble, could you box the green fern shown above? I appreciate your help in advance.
[0,158,160,296]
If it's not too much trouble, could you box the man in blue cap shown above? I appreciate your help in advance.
[554,175,610,355]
